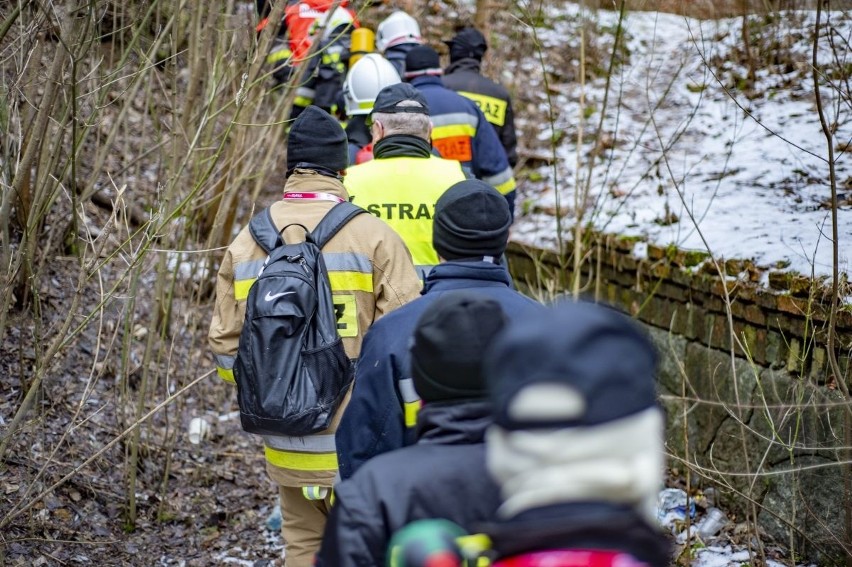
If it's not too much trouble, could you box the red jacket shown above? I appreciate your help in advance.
[494,550,650,567]
[258,1,357,61]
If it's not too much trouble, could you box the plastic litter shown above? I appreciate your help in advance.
[697,507,728,539]
[266,497,283,532]
[656,488,696,528]
[187,417,211,445]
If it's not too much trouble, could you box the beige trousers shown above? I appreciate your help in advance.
[278,485,333,567]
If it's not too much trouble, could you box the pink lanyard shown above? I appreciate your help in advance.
[283,191,345,203]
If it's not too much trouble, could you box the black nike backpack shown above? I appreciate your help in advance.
[233,201,366,436]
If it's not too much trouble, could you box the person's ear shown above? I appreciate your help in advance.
[371,120,383,142]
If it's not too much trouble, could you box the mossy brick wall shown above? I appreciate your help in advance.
[507,238,852,377]
[505,238,852,561]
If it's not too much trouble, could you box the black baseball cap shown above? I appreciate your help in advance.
[371,83,430,116]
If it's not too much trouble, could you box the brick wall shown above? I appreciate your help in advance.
[505,238,851,561]
[506,238,852,378]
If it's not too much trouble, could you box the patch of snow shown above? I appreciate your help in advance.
[514,6,852,281]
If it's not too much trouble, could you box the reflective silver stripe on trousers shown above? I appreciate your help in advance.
[324,252,372,274]
[296,86,316,99]
[263,433,337,453]
[398,378,421,404]
[215,354,236,370]
[234,259,266,280]
[482,166,514,187]
[430,112,479,129]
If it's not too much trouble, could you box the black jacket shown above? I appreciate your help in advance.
[442,58,518,167]
[316,401,501,567]
[345,114,372,164]
[483,503,672,567]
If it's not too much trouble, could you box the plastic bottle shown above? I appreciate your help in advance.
[697,507,728,539]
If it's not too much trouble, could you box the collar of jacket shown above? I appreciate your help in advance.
[415,400,492,445]
[283,170,349,200]
[373,134,432,159]
[409,75,444,88]
[445,58,482,75]
[422,261,512,295]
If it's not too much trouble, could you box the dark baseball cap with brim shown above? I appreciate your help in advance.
[367,83,430,126]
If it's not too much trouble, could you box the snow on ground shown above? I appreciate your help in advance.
[514,5,852,280]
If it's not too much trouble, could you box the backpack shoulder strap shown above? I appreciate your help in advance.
[311,201,367,249]
[248,208,283,254]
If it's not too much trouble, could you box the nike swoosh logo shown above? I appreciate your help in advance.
[264,291,295,301]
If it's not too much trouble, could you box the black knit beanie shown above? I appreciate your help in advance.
[404,45,443,78]
[446,28,488,63]
[286,105,349,173]
[411,291,507,403]
[433,179,512,261]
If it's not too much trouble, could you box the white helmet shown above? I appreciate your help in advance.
[317,6,356,43]
[375,11,422,52]
[343,54,402,116]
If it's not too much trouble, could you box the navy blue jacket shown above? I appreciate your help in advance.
[336,260,542,480]
[318,401,502,567]
[442,58,518,168]
[408,75,516,214]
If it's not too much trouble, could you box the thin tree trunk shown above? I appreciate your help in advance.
[812,2,852,561]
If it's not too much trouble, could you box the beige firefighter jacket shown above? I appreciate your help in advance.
[208,170,422,487]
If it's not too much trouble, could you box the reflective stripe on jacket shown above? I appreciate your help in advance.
[317,402,502,567]
[442,58,518,168]
[344,145,466,280]
[208,170,422,486]
[409,75,516,196]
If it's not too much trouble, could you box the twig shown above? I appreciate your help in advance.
[0,370,214,530]
[812,2,852,561]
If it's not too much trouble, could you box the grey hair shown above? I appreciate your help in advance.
[372,101,431,140]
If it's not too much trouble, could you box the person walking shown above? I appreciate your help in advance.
[442,27,518,168]
[403,45,517,215]
[258,1,359,118]
[375,10,423,77]
[344,82,467,280]
[315,291,508,567]
[482,301,672,567]
[208,106,422,567]
[341,53,401,165]
[335,179,542,481]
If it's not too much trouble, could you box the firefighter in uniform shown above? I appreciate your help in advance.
[442,27,518,168]
[208,106,422,567]
[258,1,359,118]
[341,53,401,165]
[375,10,423,77]
[403,45,518,217]
[344,83,467,280]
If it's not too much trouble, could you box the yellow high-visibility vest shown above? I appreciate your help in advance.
[345,155,466,279]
